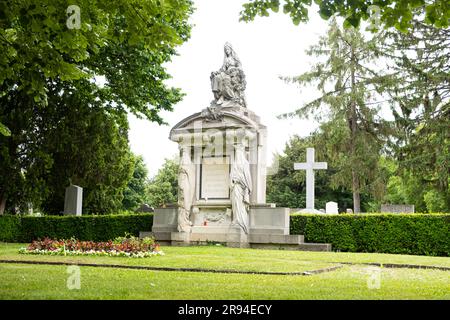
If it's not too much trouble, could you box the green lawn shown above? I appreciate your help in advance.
[0,243,449,299]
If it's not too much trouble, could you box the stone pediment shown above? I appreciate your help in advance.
[170,106,265,141]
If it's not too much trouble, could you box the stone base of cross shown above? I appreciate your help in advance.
[294,148,327,213]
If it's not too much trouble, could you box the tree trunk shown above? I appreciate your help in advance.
[349,47,361,213]
[0,191,6,215]
[352,170,361,213]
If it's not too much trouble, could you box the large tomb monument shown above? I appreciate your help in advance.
[142,43,331,251]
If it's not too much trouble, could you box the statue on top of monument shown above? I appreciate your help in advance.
[210,42,247,108]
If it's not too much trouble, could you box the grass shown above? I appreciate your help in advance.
[1,264,449,299]
[0,242,449,299]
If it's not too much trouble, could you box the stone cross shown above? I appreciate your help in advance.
[294,148,327,211]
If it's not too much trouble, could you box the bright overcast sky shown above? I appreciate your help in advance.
[128,0,330,176]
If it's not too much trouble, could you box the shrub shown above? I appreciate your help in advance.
[0,214,153,243]
[290,213,449,256]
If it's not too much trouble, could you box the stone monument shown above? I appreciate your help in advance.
[63,185,82,216]
[142,43,331,251]
[381,204,415,213]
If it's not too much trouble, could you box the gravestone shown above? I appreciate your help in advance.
[135,204,154,213]
[326,201,339,214]
[381,204,415,213]
[63,185,82,216]
[142,43,332,252]
[294,148,327,213]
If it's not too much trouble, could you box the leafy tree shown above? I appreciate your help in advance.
[28,82,134,214]
[240,0,450,31]
[279,19,391,212]
[122,155,150,211]
[147,158,179,208]
[0,0,193,213]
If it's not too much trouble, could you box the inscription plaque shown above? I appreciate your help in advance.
[200,156,230,199]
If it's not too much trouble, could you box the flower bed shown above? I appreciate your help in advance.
[19,234,164,258]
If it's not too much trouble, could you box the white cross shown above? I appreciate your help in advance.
[294,148,327,211]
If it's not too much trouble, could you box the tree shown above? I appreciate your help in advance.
[0,0,193,213]
[27,81,134,214]
[279,19,391,212]
[240,0,450,31]
[122,155,150,211]
[147,158,179,208]
[381,20,450,211]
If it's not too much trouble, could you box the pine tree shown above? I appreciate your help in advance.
[281,19,391,212]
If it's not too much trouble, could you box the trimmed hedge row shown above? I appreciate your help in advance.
[0,214,153,243]
[0,213,448,256]
[290,214,450,256]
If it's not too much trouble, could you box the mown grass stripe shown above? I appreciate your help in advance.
[0,259,342,276]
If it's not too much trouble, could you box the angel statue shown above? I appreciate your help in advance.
[230,144,252,234]
[210,42,247,108]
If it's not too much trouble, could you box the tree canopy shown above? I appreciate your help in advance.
[0,0,194,214]
[240,0,450,31]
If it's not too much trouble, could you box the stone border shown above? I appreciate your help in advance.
[330,261,450,271]
[0,259,342,276]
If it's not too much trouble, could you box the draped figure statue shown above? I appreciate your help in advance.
[177,146,195,232]
[230,144,252,234]
[210,42,247,108]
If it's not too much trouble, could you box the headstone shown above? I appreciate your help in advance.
[326,201,339,214]
[381,204,415,213]
[64,185,82,216]
[346,208,353,214]
[294,148,327,213]
[135,204,154,213]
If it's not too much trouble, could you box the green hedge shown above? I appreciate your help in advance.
[1,213,448,256]
[290,214,450,256]
[0,214,153,243]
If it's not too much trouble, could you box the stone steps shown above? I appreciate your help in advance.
[140,231,332,252]
[298,243,332,251]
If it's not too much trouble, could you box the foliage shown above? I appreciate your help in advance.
[279,19,391,212]
[19,236,161,258]
[240,0,450,31]
[0,0,193,214]
[122,155,150,211]
[0,214,153,243]
[147,158,179,208]
[423,190,448,213]
[290,213,450,256]
[26,84,134,215]
[381,20,450,212]
[267,134,358,211]
[0,0,193,118]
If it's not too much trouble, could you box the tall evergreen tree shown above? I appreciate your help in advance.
[382,20,450,211]
[280,19,391,212]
